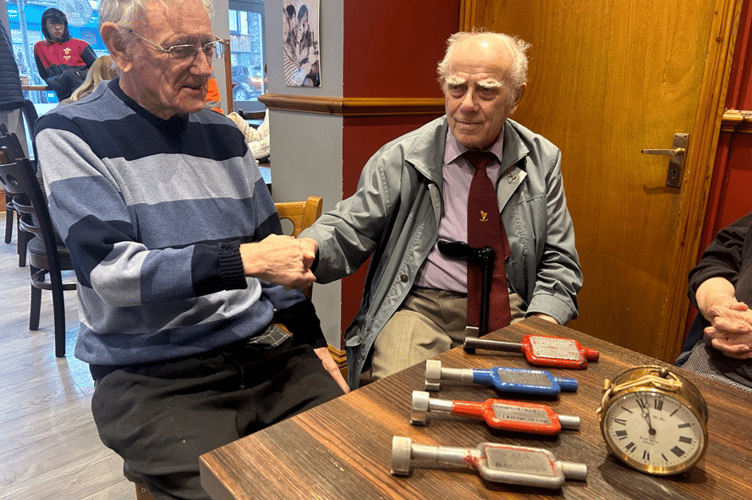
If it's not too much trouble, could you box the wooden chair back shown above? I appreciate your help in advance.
[275,196,323,238]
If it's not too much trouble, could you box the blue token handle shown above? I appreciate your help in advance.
[553,376,578,392]
[471,366,578,397]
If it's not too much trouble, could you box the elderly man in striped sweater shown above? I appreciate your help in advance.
[35,1,346,498]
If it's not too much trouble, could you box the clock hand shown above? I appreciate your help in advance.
[641,406,656,435]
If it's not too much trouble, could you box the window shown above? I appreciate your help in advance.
[228,0,266,112]
[7,0,108,105]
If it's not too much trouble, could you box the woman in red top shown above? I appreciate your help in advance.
[33,8,96,100]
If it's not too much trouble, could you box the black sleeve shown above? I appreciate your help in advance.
[688,211,752,306]
[275,299,327,348]
[81,45,97,68]
[34,51,49,82]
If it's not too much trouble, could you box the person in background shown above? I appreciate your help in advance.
[58,55,119,105]
[205,72,223,112]
[35,0,346,498]
[683,211,752,392]
[34,8,97,101]
[226,108,270,161]
[300,31,582,389]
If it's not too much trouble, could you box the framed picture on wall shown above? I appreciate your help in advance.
[282,0,320,87]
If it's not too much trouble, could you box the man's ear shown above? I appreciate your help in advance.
[100,22,133,73]
[508,82,527,115]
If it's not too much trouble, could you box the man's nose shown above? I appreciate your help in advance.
[459,89,478,111]
[191,50,213,76]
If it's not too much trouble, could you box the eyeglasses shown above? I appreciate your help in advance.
[124,28,227,61]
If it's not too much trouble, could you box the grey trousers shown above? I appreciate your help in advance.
[682,339,752,393]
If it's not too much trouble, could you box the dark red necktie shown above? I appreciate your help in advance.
[465,151,511,331]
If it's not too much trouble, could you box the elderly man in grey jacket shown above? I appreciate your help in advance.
[301,31,583,389]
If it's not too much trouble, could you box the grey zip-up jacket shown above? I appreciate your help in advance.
[302,116,582,388]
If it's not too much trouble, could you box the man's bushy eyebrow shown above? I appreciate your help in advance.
[445,76,503,90]
[445,75,467,86]
[477,79,503,89]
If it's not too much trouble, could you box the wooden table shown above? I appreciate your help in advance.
[200,317,752,499]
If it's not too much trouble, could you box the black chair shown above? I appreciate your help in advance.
[3,101,39,266]
[0,142,75,357]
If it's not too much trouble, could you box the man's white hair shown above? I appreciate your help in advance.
[437,31,531,106]
[98,0,215,29]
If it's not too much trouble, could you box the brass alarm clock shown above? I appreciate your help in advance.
[596,365,708,475]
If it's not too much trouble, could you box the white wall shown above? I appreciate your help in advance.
[211,0,230,113]
[264,0,345,347]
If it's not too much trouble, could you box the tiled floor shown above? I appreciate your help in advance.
[0,224,132,499]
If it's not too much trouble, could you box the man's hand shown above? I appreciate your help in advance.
[704,326,752,359]
[314,347,350,393]
[696,277,752,359]
[299,237,318,259]
[704,295,752,359]
[532,313,559,324]
[240,234,317,289]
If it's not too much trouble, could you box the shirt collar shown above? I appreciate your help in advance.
[443,124,505,167]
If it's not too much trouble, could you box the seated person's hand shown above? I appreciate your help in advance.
[240,234,317,289]
[705,301,752,359]
[704,325,752,359]
[706,300,751,335]
[696,276,752,358]
[299,237,318,259]
[314,346,349,393]
[532,313,559,324]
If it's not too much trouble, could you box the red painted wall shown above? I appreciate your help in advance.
[340,115,444,330]
[343,1,460,98]
[338,1,462,336]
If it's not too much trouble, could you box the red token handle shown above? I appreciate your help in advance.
[520,335,600,369]
[450,399,562,435]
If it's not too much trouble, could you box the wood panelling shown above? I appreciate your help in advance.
[464,0,741,363]
[721,109,752,133]
[259,94,444,116]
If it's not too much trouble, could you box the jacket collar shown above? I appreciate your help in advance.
[500,119,531,174]
[404,116,450,187]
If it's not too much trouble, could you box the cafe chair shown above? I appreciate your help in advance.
[2,101,39,264]
[124,463,157,500]
[0,144,75,358]
[275,196,323,299]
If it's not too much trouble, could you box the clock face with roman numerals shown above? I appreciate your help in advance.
[602,389,706,474]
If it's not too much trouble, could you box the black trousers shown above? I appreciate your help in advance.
[91,336,344,500]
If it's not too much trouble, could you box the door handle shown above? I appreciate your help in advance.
[641,147,686,156]
[641,133,689,188]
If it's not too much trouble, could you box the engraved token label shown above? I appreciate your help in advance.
[496,368,553,387]
[485,446,556,476]
[528,336,581,361]
[492,404,552,425]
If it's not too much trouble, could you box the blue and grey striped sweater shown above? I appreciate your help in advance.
[35,79,322,370]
